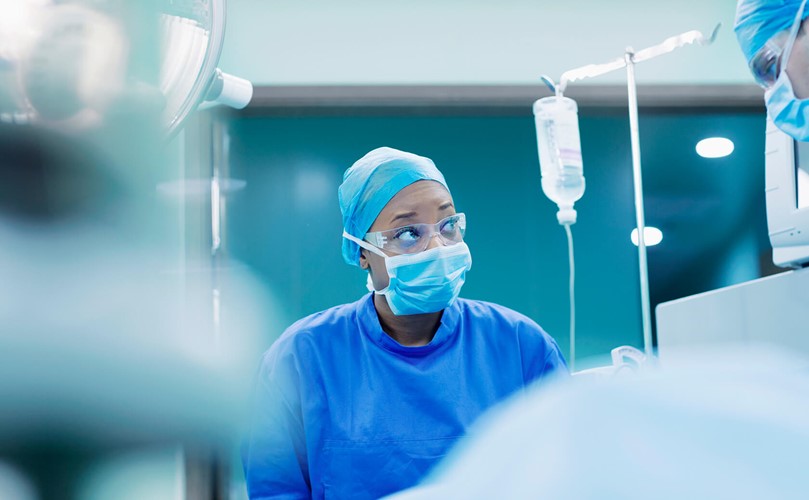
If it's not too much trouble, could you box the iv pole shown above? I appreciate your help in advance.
[551,24,721,359]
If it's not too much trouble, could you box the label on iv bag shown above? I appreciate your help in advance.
[534,97,583,172]
[547,122,583,169]
[533,96,585,206]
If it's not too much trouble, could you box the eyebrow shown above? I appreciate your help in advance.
[388,202,455,225]
[389,211,417,225]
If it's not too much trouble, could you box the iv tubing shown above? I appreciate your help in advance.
[563,222,576,371]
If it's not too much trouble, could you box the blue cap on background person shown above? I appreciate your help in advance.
[338,147,449,267]
[735,0,809,65]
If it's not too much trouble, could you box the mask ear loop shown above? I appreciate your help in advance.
[343,231,392,293]
[780,0,809,81]
[343,231,388,259]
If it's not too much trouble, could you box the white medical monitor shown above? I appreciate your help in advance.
[765,118,809,268]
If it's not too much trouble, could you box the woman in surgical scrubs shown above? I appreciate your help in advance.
[242,147,567,499]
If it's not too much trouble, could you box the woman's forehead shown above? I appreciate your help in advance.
[369,181,454,230]
[383,180,452,211]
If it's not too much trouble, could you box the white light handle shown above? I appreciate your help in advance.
[205,68,253,109]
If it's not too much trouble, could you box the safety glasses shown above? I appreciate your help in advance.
[364,213,466,255]
[750,0,808,89]
[750,30,792,89]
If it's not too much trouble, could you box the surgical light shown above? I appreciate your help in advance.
[10,0,252,137]
[631,226,663,247]
[696,137,734,158]
[158,4,254,136]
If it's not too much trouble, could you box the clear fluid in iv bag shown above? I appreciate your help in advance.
[540,163,585,206]
[533,96,585,208]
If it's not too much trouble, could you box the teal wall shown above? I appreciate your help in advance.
[222,108,767,365]
[224,112,648,363]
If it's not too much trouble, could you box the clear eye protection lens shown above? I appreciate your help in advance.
[751,49,780,88]
[750,29,797,89]
[366,213,466,255]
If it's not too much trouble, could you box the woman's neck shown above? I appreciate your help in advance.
[373,293,443,346]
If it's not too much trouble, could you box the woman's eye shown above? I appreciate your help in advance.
[440,217,458,234]
[393,226,420,242]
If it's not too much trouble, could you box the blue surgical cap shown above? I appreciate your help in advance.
[338,147,449,267]
[735,0,809,65]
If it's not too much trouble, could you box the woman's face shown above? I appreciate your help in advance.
[360,180,455,291]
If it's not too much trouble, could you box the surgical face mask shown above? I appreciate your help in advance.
[766,72,809,140]
[343,232,472,315]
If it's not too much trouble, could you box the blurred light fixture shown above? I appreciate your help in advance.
[696,137,734,158]
[158,1,254,136]
[10,0,252,137]
[631,226,663,246]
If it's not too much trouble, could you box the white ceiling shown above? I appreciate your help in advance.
[221,0,752,87]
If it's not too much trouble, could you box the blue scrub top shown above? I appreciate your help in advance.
[242,293,567,499]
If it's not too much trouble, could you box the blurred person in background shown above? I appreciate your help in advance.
[736,0,809,140]
[0,2,270,498]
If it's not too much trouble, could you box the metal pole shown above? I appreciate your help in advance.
[211,118,223,345]
[624,49,654,358]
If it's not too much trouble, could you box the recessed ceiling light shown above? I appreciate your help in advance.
[631,226,663,247]
[696,137,734,158]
